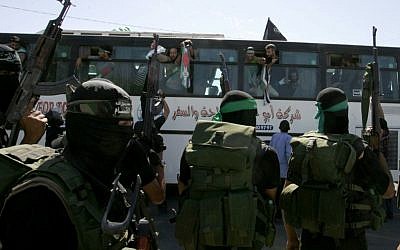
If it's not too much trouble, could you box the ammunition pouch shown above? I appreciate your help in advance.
[175,199,199,250]
[368,189,385,230]
[281,183,346,239]
[176,190,262,248]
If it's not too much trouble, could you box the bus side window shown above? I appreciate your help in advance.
[205,67,222,96]
[381,71,400,101]
[292,68,317,98]
[161,61,186,95]
[192,64,214,96]
[244,64,262,97]
[326,54,363,99]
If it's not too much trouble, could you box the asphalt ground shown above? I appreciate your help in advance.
[148,193,400,250]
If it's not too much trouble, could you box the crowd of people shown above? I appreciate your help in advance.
[0,35,397,250]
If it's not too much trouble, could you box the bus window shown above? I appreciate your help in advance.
[54,45,71,59]
[379,56,397,69]
[46,61,70,82]
[328,54,343,67]
[280,51,318,65]
[205,68,222,96]
[159,61,191,96]
[243,64,262,97]
[326,68,364,99]
[381,71,399,101]
[76,45,115,81]
[244,65,317,99]
[197,49,237,62]
[113,46,149,60]
[272,67,318,98]
[359,55,397,69]
[326,54,362,99]
[243,65,282,98]
[328,54,359,67]
[45,44,72,82]
[192,64,238,96]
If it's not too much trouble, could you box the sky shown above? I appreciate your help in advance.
[1,0,400,47]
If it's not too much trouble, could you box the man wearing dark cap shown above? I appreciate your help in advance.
[0,78,165,249]
[282,87,395,250]
[176,90,280,250]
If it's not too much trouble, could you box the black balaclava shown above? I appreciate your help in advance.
[64,78,134,196]
[219,90,257,127]
[316,87,349,134]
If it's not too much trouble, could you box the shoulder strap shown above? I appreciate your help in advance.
[37,158,103,220]
[300,137,316,184]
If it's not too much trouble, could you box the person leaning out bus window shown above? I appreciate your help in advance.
[244,46,262,64]
[260,43,279,68]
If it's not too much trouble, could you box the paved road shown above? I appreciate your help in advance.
[149,196,400,250]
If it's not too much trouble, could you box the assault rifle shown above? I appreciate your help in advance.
[143,34,161,146]
[134,34,162,249]
[219,52,231,96]
[371,26,382,146]
[5,0,78,146]
[361,26,381,151]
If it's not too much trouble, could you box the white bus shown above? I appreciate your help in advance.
[2,30,399,184]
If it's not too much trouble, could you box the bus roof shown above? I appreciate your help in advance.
[42,29,225,39]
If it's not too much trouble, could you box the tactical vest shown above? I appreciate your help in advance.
[280,131,385,239]
[0,144,127,250]
[175,120,275,249]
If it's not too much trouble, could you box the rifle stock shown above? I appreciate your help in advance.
[219,52,231,96]
[5,0,73,146]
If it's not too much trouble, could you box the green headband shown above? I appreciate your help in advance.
[314,100,348,132]
[212,98,257,121]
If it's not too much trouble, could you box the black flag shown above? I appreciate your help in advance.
[263,17,287,41]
